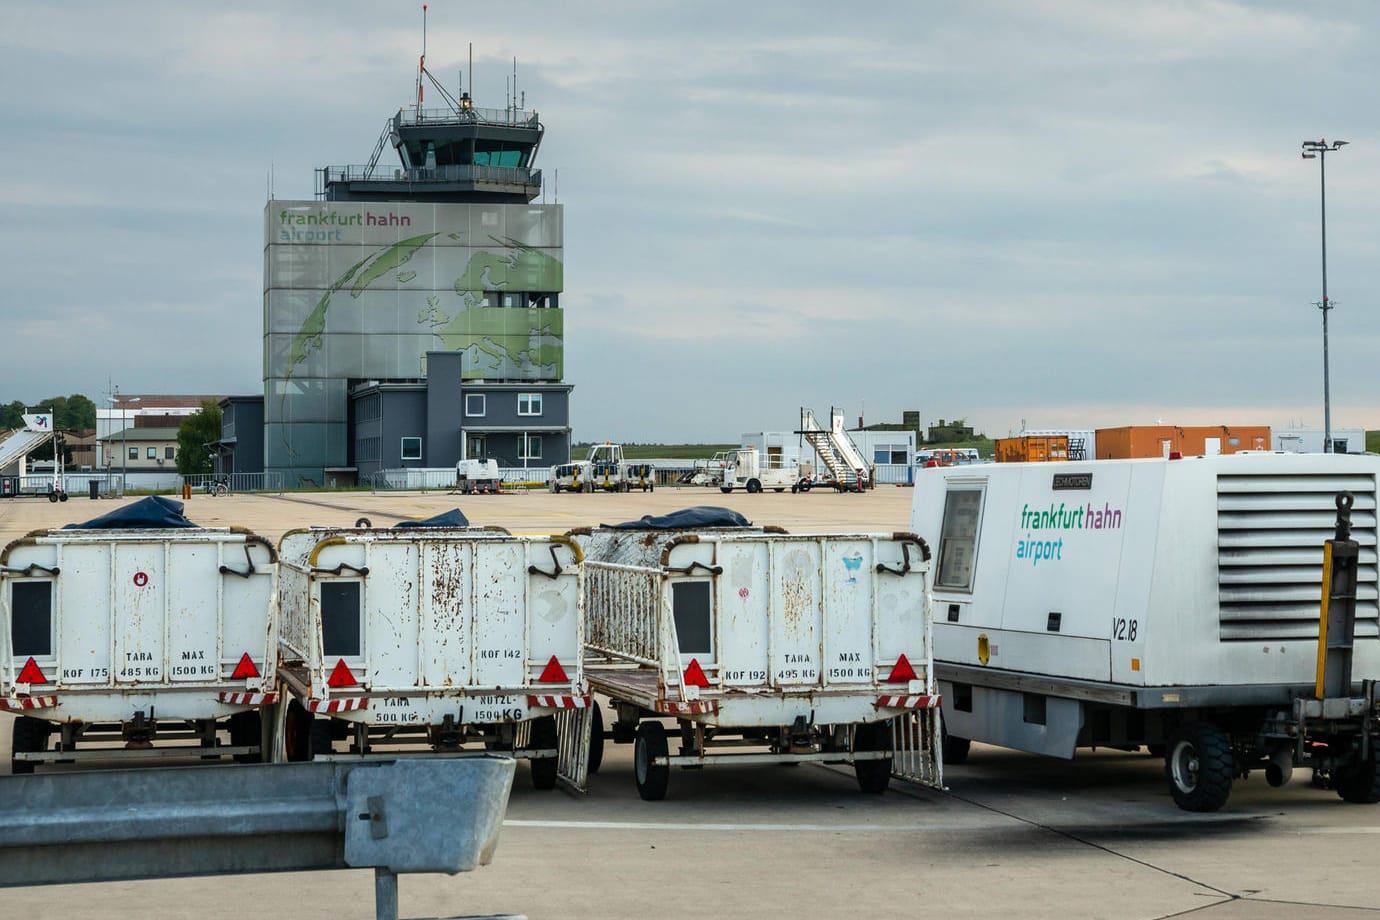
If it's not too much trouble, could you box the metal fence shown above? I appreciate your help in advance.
[182,472,286,494]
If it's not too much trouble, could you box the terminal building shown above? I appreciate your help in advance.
[238,60,572,485]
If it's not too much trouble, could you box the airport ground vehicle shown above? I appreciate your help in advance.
[0,497,279,772]
[718,447,802,494]
[913,452,1380,811]
[454,458,501,494]
[575,507,941,800]
[550,443,651,492]
[275,512,593,790]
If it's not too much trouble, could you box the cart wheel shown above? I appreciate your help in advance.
[228,711,263,764]
[1165,722,1233,812]
[940,716,970,765]
[588,703,605,775]
[529,716,559,790]
[720,486,733,494]
[47,492,58,503]
[283,700,314,762]
[1334,756,1380,804]
[11,716,50,775]
[634,721,670,800]
[852,721,893,794]
[746,478,762,494]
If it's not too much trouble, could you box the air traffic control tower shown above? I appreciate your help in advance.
[263,67,569,485]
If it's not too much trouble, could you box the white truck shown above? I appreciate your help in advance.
[454,458,501,495]
[574,508,941,800]
[550,443,653,493]
[718,447,803,494]
[913,452,1380,811]
[0,496,279,772]
[275,516,592,791]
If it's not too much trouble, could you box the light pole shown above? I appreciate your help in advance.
[1301,138,1348,453]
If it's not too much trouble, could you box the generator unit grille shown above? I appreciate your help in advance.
[1217,472,1379,642]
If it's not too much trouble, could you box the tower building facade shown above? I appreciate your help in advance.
[262,65,570,484]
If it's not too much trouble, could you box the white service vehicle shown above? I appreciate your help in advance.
[454,458,500,495]
[550,443,653,493]
[0,497,279,772]
[575,508,941,800]
[275,517,592,790]
[914,452,1380,811]
[719,447,802,494]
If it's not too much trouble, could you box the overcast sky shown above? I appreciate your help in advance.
[4,1,1378,443]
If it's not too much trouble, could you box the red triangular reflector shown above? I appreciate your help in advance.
[683,658,710,688]
[537,655,569,684]
[886,654,918,683]
[327,659,358,688]
[231,653,260,680]
[17,657,47,685]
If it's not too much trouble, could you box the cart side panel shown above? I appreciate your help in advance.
[715,542,770,684]
[219,540,278,681]
[421,540,473,689]
[473,540,527,688]
[108,541,168,685]
[164,541,222,683]
[524,540,581,686]
[768,540,823,686]
[366,542,423,690]
[52,543,113,687]
[821,539,879,686]
[870,540,930,687]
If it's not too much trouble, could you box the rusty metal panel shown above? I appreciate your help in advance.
[421,540,473,689]
[768,540,823,686]
[366,542,422,690]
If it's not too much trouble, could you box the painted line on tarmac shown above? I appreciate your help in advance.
[504,819,980,832]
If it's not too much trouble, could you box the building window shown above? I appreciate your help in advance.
[146,447,156,460]
[466,434,486,459]
[165,446,175,460]
[521,435,543,461]
[465,394,486,417]
[128,447,137,460]
[400,437,422,461]
[518,393,543,416]
[874,443,909,465]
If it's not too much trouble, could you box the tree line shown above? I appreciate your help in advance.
[2,394,98,431]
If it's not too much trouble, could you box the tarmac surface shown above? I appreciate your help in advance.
[4,486,1380,919]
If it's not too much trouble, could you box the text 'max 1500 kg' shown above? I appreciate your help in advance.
[0,496,279,773]
[274,512,592,791]
[913,452,1380,811]
[575,507,941,800]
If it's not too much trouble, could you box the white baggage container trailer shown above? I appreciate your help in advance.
[276,520,592,790]
[576,508,941,800]
[913,452,1380,811]
[0,498,278,772]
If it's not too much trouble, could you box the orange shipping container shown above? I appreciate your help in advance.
[1094,425,1271,459]
[994,435,1069,463]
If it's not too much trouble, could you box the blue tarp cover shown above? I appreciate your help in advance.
[63,495,199,529]
[393,508,471,528]
[606,506,751,530]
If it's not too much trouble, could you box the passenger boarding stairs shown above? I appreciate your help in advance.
[0,415,55,474]
[799,407,871,489]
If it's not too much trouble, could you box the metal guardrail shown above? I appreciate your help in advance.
[184,472,286,494]
[0,757,519,920]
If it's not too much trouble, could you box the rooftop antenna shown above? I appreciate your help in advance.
[417,4,427,112]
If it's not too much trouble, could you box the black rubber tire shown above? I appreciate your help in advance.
[634,721,670,800]
[1334,756,1380,804]
[58,492,68,502]
[720,486,732,494]
[798,480,812,493]
[528,715,559,790]
[11,716,49,775]
[941,723,971,765]
[228,711,263,764]
[853,721,893,793]
[47,492,58,503]
[588,703,605,775]
[283,701,313,762]
[746,478,762,494]
[1165,722,1234,812]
